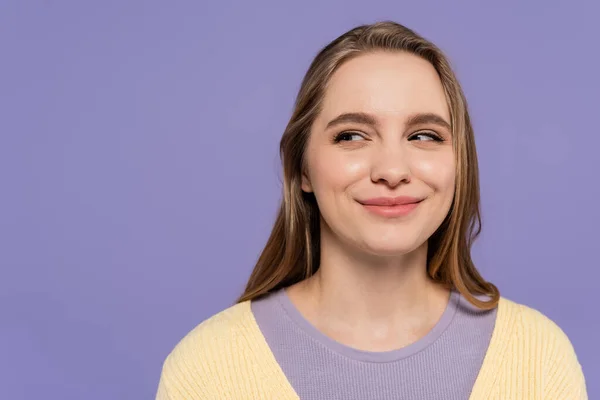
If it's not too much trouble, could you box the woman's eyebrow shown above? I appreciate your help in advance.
[326,112,378,129]
[405,112,451,131]
[325,111,451,131]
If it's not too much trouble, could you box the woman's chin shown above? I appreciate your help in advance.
[359,239,425,258]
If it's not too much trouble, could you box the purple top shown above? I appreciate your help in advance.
[251,288,497,399]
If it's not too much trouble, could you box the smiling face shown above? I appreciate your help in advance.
[301,51,456,257]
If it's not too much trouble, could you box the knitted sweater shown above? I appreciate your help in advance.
[156,296,587,399]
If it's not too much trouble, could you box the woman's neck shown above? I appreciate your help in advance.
[285,231,451,351]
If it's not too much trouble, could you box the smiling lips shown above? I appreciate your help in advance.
[358,196,423,217]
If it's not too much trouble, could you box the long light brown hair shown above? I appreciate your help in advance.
[236,21,499,310]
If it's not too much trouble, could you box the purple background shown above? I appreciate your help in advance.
[1,1,598,398]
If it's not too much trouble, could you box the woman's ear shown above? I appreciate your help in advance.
[301,171,313,193]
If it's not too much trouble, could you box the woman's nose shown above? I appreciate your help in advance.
[370,146,411,188]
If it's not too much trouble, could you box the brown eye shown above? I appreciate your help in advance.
[334,132,365,143]
[408,132,443,142]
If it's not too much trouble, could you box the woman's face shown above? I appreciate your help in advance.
[302,51,456,257]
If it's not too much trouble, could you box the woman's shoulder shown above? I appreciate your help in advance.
[165,300,257,361]
[185,300,254,337]
[156,301,268,399]
[494,296,587,397]
[498,295,576,345]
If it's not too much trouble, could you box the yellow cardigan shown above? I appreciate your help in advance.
[156,296,587,399]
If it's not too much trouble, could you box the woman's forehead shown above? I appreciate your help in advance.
[319,52,450,125]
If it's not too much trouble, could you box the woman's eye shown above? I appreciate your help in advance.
[409,132,443,142]
[334,132,364,142]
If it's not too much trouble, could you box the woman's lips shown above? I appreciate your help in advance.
[358,196,423,217]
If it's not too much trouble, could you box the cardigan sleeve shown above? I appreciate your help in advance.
[154,323,219,400]
[519,304,589,399]
[155,371,173,400]
[155,346,205,400]
[542,322,588,399]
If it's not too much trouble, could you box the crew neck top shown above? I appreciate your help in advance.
[250,288,495,399]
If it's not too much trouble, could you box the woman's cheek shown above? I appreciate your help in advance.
[340,156,368,179]
[411,153,455,188]
[313,151,369,190]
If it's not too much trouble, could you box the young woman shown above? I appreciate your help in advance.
[156,21,587,399]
